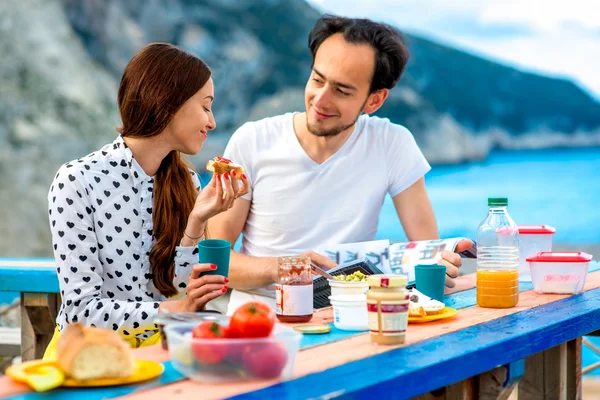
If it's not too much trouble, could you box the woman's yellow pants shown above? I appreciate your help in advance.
[43,326,162,361]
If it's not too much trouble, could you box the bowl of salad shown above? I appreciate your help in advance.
[328,271,369,297]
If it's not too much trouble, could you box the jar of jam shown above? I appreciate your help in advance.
[366,274,409,345]
[275,255,313,323]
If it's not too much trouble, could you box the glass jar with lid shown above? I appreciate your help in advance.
[366,274,409,345]
[275,255,313,323]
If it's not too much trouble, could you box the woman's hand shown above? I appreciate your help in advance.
[162,263,229,312]
[190,171,250,223]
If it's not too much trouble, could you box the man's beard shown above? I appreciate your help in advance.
[306,101,367,138]
[306,117,357,137]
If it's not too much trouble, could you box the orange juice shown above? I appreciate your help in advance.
[476,269,519,308]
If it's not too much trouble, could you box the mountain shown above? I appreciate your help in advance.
[62,0,600,164]
[1,0,600,256]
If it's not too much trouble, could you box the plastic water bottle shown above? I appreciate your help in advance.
[476,197,520,308]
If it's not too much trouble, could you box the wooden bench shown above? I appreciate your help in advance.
[0,258,60,361]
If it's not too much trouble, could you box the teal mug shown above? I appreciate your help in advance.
[197,239,231,277]
[414,264,446,302]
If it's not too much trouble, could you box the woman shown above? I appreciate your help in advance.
[44,43,249,358]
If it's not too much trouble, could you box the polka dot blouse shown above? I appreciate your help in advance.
[48,136,201,339]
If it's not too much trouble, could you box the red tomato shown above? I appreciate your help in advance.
[191,321,228,364]
[242,342,289,379]
[228,302,275,338]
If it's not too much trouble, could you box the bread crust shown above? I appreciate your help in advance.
[57,323,134,379]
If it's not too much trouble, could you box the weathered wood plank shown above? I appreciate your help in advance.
[413,378,475,400]
[478,360,523,400]
[20,293,59,361]
[567,338,582,400]
[519,338,582,400]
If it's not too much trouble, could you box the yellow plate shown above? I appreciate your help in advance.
[408,307,458,323]
[7,359,164,389]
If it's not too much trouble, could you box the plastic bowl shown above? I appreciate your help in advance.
[527,252,593,294]
[328,279,369,297]
[164,317,302,383]
[329,294,368,331]
[154,312,222,351]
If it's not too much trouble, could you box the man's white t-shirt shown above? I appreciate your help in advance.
[223,113,430,312]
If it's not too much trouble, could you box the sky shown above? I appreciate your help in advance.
[307,0,600,100]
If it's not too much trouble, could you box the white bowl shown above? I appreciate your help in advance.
[329,294,369,331]
[328,279,369,297]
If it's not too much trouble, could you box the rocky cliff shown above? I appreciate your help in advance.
[1,0,599,256]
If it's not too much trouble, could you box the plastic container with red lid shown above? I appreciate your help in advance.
[518,225,556,282]
[526,252,593,294]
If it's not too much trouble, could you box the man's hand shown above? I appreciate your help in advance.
[437,239,474,288]
[301,251,338,270]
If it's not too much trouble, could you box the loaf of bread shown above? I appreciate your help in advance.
[56,323,134,381]
[206,156,244,175]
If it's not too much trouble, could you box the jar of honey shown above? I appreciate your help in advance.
[275,256,313,323]
[366,274,409,345]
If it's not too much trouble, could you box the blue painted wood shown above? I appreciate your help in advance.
[505,359,524,387]
[4,361,185,400]
[229,286,600,400]
[0,264,59,293]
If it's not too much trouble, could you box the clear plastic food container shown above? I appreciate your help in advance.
[329,294,369,331]
[154,311,223,351]
[526,252,593,294]
[518,225,556,282]
[164,316,302,383]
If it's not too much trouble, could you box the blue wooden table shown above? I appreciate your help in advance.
[2,261,600,399]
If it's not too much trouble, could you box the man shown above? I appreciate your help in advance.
[209,15,472,313]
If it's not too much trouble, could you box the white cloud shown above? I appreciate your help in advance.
[307,0,600,98]
[481,0,600,32]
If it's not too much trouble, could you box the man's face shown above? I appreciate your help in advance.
[305,33,375,137]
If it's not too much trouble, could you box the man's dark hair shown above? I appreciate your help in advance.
[308,15,409,93]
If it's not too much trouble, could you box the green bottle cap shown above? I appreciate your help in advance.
[488,197,508,206]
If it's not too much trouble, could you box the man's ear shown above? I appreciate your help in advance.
[363,89,389,114]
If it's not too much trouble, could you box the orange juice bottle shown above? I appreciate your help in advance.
[476,198,520,308]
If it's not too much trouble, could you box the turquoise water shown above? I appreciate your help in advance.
[376,146,600,244]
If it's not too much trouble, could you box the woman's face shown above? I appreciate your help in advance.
[166,78,216,155]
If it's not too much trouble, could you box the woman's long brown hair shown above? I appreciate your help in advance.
[116,43,211,297]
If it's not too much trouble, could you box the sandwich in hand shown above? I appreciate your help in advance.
[205,156,244,175]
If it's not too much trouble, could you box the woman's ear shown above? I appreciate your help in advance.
[363,89,389,115]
